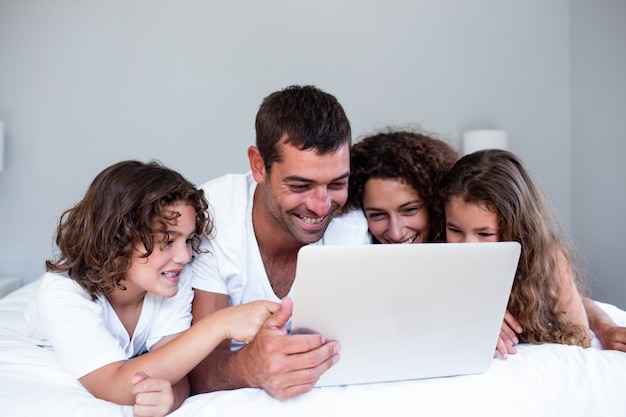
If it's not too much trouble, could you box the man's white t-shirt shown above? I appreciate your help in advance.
[27,271,193,379]
[187,172,370,347]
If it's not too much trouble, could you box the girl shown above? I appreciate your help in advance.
[347,129,460,244]
[439,149,591,356]
[28,160,281,417]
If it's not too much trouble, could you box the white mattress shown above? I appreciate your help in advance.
[2,279,626,417]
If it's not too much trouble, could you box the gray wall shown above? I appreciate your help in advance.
[571,0,626,308]
[0,1,622,308]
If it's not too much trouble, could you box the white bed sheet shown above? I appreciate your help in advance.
[1,279,625,417]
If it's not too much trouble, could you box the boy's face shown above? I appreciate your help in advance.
[444,196,499,243]
[256,140,350,245]
[125,202,196,298]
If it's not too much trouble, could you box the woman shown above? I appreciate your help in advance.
[347,129,459,244]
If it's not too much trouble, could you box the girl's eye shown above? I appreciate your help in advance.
[367,212,384,220]
[186,238,194,245]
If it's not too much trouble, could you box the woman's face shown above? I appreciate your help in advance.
[444,196,499,243]
[361,178,430,244]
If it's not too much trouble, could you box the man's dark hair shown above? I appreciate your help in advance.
[255,85,351,173]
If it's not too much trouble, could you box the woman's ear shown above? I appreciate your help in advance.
[248,146,266,183]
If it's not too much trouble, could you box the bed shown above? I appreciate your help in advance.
[1,279,626,417]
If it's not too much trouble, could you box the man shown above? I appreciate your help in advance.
[188,85,369,400]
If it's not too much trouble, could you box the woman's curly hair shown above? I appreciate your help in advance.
[46,160,212,300]
[439,149,590,347]
[347,128,460,242]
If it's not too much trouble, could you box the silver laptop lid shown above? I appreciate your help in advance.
[290,242,520,386]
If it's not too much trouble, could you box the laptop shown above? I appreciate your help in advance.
[290,242,521,387]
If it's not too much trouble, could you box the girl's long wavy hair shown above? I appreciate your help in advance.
[439,149,590,347]
[46,160,212,300]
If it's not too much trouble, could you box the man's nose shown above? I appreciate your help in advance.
[307,187,331,216]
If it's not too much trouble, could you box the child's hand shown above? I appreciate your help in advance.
[494,310,522,359]
[131,371,174,417]
[494,336,516,359]
[224,298,283,343]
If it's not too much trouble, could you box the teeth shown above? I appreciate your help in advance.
[400,234,418,244]
[299,215,324,225]
[163,272,178,277]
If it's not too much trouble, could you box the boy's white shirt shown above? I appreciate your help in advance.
[26,270,193,379]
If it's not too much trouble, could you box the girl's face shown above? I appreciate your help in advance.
[125,202,196,299]
[444,196,499,243]
[362,178,429,244]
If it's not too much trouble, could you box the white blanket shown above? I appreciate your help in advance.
[1,280,625,417]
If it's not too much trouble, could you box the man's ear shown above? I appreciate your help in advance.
[248,146,266,183]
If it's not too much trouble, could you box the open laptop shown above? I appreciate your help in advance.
[290,242,521,387]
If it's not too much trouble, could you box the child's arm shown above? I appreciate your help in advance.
[78,299,281,409]
[554,250,589,331]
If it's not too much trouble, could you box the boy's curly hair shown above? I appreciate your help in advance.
[46,160,212,300]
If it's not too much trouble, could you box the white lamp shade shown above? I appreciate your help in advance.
[462,129,508,155]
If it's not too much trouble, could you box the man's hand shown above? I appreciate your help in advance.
[596,325,626,352]
[239,297,340,400]
[584,297,626,352]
